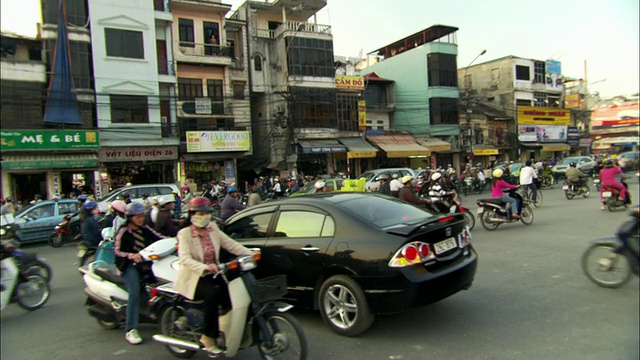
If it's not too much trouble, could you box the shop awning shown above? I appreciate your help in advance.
[297,140,347,154]
[338,138,378,159]
[592,136,639,150]
[415,137,452,152]
[1,153,98,170]
[367,134,431,158]
[542,143,571,151]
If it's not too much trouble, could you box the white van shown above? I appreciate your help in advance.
[357,168,416,192]
[96,183,179,213]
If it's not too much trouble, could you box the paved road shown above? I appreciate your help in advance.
[2,184,638,360]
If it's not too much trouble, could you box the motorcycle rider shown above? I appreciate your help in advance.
[615,205,640,259]
[389,174,403,198]
[79,201,102,265]
[519,160,539,201]
[77,194,87,207]
[272,178,284,198]
[114,202,165,345]
[428,172,456,213]
[398,176,429,206]
[491,169,521,219]
[0,197,16,215]
[566,162,587,190]
[173,190,182,219]
[219,187,245,221]
[110,200,127,236]
[174,197,253,355]
[599,159,629,210]
[121,192,132,205]
[154,195,178,237]
[377,174,391,195]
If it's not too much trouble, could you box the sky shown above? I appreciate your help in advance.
[2,0,638,99]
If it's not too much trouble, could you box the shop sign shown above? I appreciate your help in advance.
[347,151,376,159]
[473,149,499,156]
[565,93,584,109]
[186,131,251,152]
[518,125,567,142]
[0,130,99,151]
[2,157,98,170]
[567,126,580,147]
[590,102,639,133]
[185,163,213,172]
[335,75,364,90]
[358,100,367,128]
[98,146,178,162]
[52,172,61,199]
[195,97,212,114]
[542,144,570,151]
[517,106,570,125]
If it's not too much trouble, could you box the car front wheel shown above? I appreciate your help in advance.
[318,275,374,337]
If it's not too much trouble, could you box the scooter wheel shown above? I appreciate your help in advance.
[48,233,68,248]
[480,211,499,231]
[160,307,196,358]
[16,275,50,311]
[581,243,632,288]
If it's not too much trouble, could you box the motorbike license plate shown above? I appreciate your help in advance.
[477,207,484,215]
[593,179,600,183]
[562,185,569,190]
[434,238,457,255]
[602,191,612,197]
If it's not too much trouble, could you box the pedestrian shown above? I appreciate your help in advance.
[1,197,16,215]
[141,193,152,212]
[247,186,261,207]
[389,174,403,197]
[377,175,391,195]
[519,160,539,201]
[154,195,178,237]
[149,199,160,226]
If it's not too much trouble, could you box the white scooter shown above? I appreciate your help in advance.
[152,253,308,359]
[78,228,179,329]
[1,245,50,311]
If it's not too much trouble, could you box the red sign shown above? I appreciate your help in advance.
[590,102,639,133]
[98,146,178,162]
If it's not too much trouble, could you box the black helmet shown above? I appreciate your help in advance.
[604,160,613,167]
[121,192,131,199]
[569,162,577,167]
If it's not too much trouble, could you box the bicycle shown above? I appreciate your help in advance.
[520,184,543,208]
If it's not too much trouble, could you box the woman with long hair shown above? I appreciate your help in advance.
[491,169,521,218]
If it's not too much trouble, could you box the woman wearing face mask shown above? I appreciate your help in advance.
[174,197,253,355]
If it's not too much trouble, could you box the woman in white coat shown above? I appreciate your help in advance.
[174,196,253,355]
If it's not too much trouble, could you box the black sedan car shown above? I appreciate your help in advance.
[222,192,477,336]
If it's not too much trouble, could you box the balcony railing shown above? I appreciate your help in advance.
[177,98,234,116]
[177,43,232,57]
[274,21,332,38]
[161,122,180,138]
[157,60,176,76]
[154,0,170,11]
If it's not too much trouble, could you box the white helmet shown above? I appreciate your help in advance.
[314,181,326,189]
[431,172,442,181]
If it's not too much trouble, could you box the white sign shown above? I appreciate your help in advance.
[51,172,60,199]
[98,146,178,162]
[518,125,567,142]
[195,98,212,115]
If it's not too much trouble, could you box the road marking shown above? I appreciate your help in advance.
[113,350,127,356]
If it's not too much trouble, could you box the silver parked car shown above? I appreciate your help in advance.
[357,168,416,192]
[552,156,596,178]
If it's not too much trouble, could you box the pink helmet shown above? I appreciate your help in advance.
[111,200,127,214]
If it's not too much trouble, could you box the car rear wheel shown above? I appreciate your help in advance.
[318,275,374,337]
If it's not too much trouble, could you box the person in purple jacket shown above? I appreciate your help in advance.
[491,168,521,219]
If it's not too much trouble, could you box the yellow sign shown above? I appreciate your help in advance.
[358,100,367,127]
[347,151,377,159]
[517,106,570,125]
[542,144,570,151]
[473,149,499,155]
[335,75,364,90]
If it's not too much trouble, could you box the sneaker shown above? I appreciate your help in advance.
[200,335,223,355]
[600,206,606,210]
[126,329,143,345]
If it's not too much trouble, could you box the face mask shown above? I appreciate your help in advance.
[191,214,210,228]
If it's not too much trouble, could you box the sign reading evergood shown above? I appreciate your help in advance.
[186,131,251,152]
[0,130,99,150]
[517,106,570,125]
[98,146,178,162]
[335,75,364,90]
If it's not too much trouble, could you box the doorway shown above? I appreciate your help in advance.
[12,173,46,206]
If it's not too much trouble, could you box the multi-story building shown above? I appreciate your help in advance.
[360,25,460,170]
[171,0,251,187]
[87,0,180,192]
[459,56,572,163]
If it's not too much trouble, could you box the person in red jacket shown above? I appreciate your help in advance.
[599,160,629,210]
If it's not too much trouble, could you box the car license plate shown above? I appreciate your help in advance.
[602,191,612,197]
[477,207,484,215]
[562,185,569,190]
[434,238,457,255]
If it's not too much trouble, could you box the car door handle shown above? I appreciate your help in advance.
[300,246,320,252]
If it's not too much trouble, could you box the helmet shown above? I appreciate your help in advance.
[82,201,97,211]
[569,162,577,167]
[111,200,126,214]
[274,178,280,182]
[121,192,131,199]
[228,187,238,193]
[314,181,326,189]
[604,160,613,167]
[378,174,389,181]
[6,197,14,203]
[211,180,217,185]
[188,197,214,213]
[492,169,504,178]
[158,194,175,206]
[431,172,442,181]
[125,202,146,216]
[401,175,414,184]
[525,160,532,166]
[392,174,399,179]
[172,189,179,194]
[77,195,87,201]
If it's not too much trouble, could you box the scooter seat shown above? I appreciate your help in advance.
[478,198,504,205]
[94,265,125,285]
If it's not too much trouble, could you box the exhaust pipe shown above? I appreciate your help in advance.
[488,217,509,223]
[152,334,202,351]
[88,304,117,321]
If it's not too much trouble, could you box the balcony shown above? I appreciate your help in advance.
[177,98,234,117]
[0,60,46,82]
[274,21,331,38]
[174,42,233,66]
[157,60,177,83]
[154,0,173,22]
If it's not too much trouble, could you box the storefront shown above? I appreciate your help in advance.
[296,139,347,176]
[366,134,431,169]
[416,136,455,170]
[0,130,100,205]
[337,138,378,177]
[471,147,500,168]
[98,146,179,190]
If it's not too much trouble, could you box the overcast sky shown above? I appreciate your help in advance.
[2,0,638,98]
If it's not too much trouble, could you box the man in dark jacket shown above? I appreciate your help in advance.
[377,174,391,195]
[398,176,429,206]
[219,187,245,220]
[79,201,102,265]
[154,195,177,237]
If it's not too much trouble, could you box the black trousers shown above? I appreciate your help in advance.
[193,275,229,338]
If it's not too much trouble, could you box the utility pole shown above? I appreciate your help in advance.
[462,49,486,162]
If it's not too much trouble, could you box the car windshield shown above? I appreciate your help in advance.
[509,163,523,171]
[559,157,581,165]
[358,171,377,181]
[97,188,121,202]
[336,195,433,228]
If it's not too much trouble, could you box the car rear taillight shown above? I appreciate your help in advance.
[389,241,436,268]
[438,216,455,223]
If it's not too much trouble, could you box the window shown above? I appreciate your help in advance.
[203,21,220,56]
[515,65,530,81]
[363,84,387,108]
[157,187,174,195]
[336,93,359,131]
[58,202,78,215]
[226,213,273,239]
[286,37,335,77]
[44,40,93,90]
[427,53,458,87]
[207,79,224,114]
[27,204,55,220]
[232,82,245,100]
[533,61,545,83]
[105,28,144,59]
[516,99,532,107]
[429,98,459,125]
[533,92,547,107]
[253,55,262,71]
[42,0,87,26]
[290,87,337,128]
[178,18,195,47]
[110,95,149,123]
[274,211,334,237]
[178,78,203,100]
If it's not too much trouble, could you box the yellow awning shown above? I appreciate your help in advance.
[416,137,452,152]
[338,138,378,159]
[367,135,431,158]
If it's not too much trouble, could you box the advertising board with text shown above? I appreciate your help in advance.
[1,130,99,151]
[186,131,251,152]
[518,125,567,142]
[335,75,364,90]
[517,106,570,125]
[590,102,639,133]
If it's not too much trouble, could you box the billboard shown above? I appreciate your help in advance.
[335,75,364,90]
[590,102,639,133]
[517,106,570,125]
[545,60,562,91]
[565,93,585,109]
[518,125,567,142]
[1,130,99,151]
[186,131,251,152]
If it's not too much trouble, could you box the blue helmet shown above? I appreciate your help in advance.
[82,201,97,211]
[125,202,146,216]
[77,195,87,201]
[228,187,238,193]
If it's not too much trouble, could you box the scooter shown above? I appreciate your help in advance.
[78,231,179,329]
[48,213,81,248]
[601,180,631,212]
[426,194,475,230]
[152,253,308,359]
[593,174,601,191]
[477,188,534,231]
[1,245,51,311]
[563,179,590,200]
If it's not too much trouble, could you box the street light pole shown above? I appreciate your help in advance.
[462,49,486,161]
